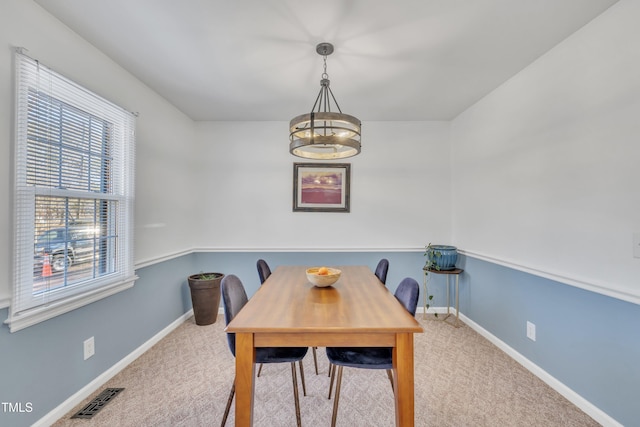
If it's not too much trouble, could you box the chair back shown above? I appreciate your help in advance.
[374,258,389,284]
[221,274,249,357]
[256,259,272,284]
[394,277,420,316]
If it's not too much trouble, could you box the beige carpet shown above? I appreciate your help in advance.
[52,315,600,427]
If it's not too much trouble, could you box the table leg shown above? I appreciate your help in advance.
[235,333,256,426]
[392,333,415,427]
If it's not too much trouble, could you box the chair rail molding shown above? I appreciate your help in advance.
[458,249,640,306]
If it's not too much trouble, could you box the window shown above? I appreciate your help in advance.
[8,49,136,332]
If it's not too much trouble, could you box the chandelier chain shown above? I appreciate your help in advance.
[322,54,329,80]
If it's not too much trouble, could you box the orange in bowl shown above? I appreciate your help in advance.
[306,267,341,287]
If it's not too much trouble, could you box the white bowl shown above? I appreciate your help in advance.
[306,267,341,287]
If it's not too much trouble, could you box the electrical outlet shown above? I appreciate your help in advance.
[526,321,536,341]
[83,336,95,360]
[633,233,640,259]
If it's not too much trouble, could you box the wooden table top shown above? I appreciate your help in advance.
[226,265,423,335]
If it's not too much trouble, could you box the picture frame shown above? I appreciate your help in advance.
[293,163,350,212]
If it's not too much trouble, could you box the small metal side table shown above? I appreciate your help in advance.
[422,267,464,327]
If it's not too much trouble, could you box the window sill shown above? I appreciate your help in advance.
[4,275,137,333]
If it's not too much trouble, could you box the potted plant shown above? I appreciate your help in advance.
[188,272,224,325]
[423,244,458,317]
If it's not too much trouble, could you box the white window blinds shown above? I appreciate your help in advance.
[8,49,137,332]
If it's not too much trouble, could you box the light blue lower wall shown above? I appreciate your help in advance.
[1,251,637,426]
[0,254,198,426]
[192,251,427,298]
[458,256,640,426]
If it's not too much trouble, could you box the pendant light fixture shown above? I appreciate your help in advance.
[289,43,361,159]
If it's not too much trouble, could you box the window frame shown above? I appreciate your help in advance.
[7,50,137,332]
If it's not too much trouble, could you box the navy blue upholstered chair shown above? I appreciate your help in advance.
[256,259,319,376]
[221,274,308,427]
[256,259,271,377]
[325,277,419,427]
[325,258,390,378]
[256,258,272,284]
[374,258,389,285]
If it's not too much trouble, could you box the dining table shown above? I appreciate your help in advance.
[225,264,424,426]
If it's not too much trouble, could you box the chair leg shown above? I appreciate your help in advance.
[290,362,302,427]
[330,366,344,427]
[298,359,307,396]
[328,364,336,399]
[221,378,235,427]
[257,362,263,377]
[386,369,394,392]
[312,347,319,375]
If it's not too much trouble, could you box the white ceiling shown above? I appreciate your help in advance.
[34,0,618,121]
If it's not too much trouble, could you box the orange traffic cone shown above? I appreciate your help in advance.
[42,254,52,278]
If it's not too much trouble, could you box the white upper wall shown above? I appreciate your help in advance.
[0,0,196,303]
[451,0,640,303]
[193,120,452,251]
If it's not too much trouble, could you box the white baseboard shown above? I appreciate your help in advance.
[416,306,452,316]
[33,309,194,427]
[458,312,623,427]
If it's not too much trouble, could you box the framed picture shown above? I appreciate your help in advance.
[293,163,350,212]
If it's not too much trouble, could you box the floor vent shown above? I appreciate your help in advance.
[71,388,124,419]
